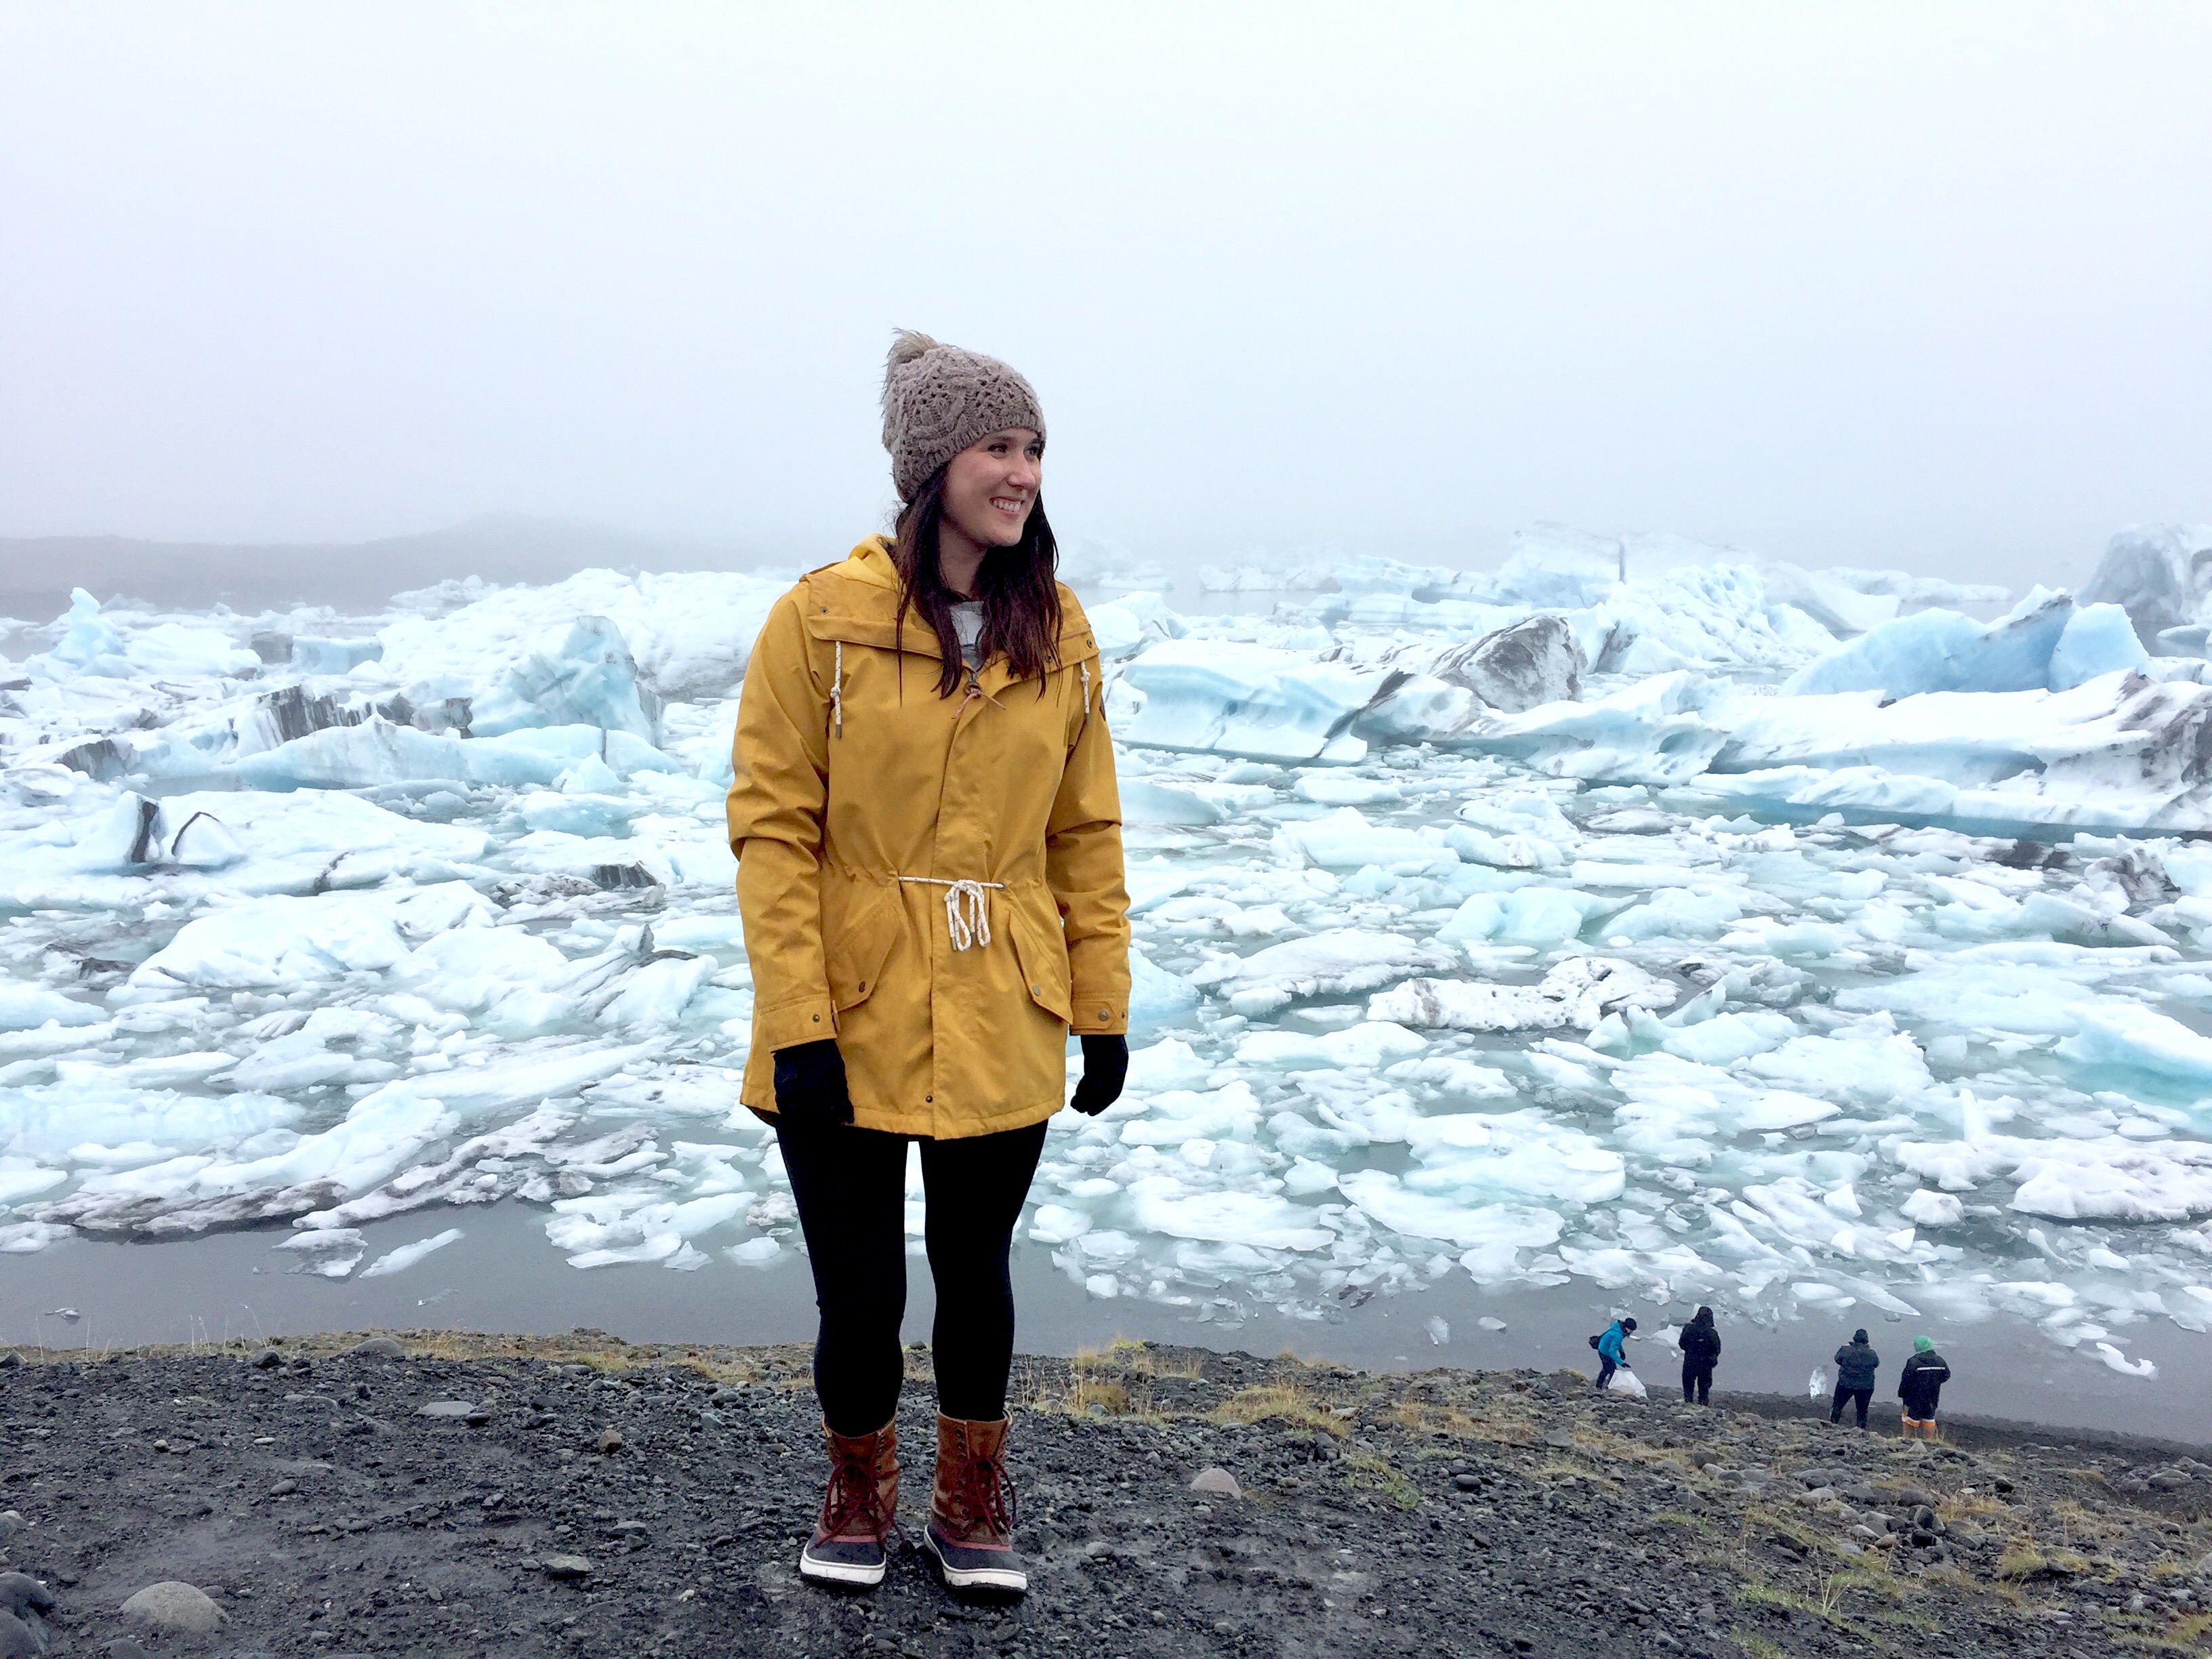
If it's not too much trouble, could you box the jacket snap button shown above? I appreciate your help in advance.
[1031,984,1042,996]
[857,981,865,991]
[811,1014,821,1023]
[1097,1008,1111,1020]
[925,1094,933,1103]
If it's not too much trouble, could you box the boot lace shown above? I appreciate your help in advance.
[945,1447,1019,1543]
[821,1445,899,1545]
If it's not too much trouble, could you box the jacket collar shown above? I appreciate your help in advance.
[801,536,1101,673]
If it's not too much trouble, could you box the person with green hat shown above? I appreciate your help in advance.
[1898,1336,1952,1438]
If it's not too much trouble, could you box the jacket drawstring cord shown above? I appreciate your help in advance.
[832,640,844,737]
[897,876,1005,950]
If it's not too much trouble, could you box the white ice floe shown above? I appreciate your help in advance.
[7,533,2212,1372]
[358,1227,465,1277]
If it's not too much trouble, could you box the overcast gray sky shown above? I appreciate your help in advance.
[3,3,2208,584]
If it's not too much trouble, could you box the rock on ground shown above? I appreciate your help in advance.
[119,1580,225,1632]
[0,1330,2205,1658]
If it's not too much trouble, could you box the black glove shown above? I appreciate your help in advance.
[773,1038,852,1126]
[1069,1034,1129,1116]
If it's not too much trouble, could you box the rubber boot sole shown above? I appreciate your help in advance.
[921,1524,1027,1596]
[798,1541,887,1589]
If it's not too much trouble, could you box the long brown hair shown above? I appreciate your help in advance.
[890,464,1063,697]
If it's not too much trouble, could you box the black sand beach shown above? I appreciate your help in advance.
[3,1330,2209,1658]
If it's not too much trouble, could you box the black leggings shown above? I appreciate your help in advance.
[775,1115,1048,1437]
[1682,1361,1713,1404]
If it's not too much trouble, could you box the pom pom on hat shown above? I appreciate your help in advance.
[882,329,940,401]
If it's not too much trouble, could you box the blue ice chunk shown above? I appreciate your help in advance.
[0,983,107,1031]
[1128,944,1200,1036]
[469,617,662,743]
[2047,602,2151,691]
[2055,1002,2212,1086]
[1116,642,1373,764]
[29,588,131,678]
[1782,588,2074,697]
[291,637,386,674]
[1435,887,1615,945]
[234,719,680,790]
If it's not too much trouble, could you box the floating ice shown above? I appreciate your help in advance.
[358,1227,464,1277]
[1782,588,2078,697]
[468,616,662,743]
[1369,957,1676,1032]
[1190,929,1459,1015]
[7,531,2212,1376]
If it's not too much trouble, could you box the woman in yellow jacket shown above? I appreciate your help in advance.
[726,331,1132,1596]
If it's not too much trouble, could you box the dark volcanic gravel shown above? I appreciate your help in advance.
[2,1332,2209,1658]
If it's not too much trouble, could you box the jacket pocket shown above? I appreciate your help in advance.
[823,879,899,1013]
[1006,886,1073,1025]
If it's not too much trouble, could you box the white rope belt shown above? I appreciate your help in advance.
[897,875,1005,950]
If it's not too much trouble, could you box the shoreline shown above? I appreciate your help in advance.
[11,1200,2206,1446]
[7,1325,2210,1458]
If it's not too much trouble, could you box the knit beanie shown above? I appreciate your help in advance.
[880,329,1046,503]
[1912,1334,1934,1353]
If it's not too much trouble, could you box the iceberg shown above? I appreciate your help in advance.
[2078,523,2212,649]
[1782,588,2077,697]
[468,616,663,743]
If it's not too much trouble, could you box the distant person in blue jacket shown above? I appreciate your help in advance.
[1593,1317,1637,1391]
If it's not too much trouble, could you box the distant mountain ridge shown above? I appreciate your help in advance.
[0,514,767,621]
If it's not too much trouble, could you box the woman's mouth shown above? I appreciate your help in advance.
[991,495,1026,516]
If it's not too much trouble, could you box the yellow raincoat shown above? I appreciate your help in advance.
[725,537,1131,1139]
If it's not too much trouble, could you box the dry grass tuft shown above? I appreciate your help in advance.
[1208,1381,1345,1437]
[1936,1491,2009,1519]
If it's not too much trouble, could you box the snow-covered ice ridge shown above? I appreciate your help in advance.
[6,525,2212,1380]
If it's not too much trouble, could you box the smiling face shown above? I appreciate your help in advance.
[940,426,1043,552]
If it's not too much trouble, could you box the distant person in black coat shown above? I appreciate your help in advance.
[1830,1329,1880,1429]
[1899,1336,1952,1438]
[1678,1306,1721,1404]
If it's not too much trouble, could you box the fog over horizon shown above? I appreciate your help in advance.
[4,3,2210,593]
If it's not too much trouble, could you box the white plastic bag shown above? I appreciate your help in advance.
[1605,1367,1648,1400]
[1808,1368,1828,1399]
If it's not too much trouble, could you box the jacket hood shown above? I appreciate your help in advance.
[804,537,1099,670]
[829,535,900,591]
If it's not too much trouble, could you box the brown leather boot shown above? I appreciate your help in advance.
[922,1413,1026,1595]
[798,1418,899,1588]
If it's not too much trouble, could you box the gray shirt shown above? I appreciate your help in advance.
[949,600,985,670]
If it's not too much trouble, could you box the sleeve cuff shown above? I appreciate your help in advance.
[1069,987,1129,1036]
[756,993,839,1052]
